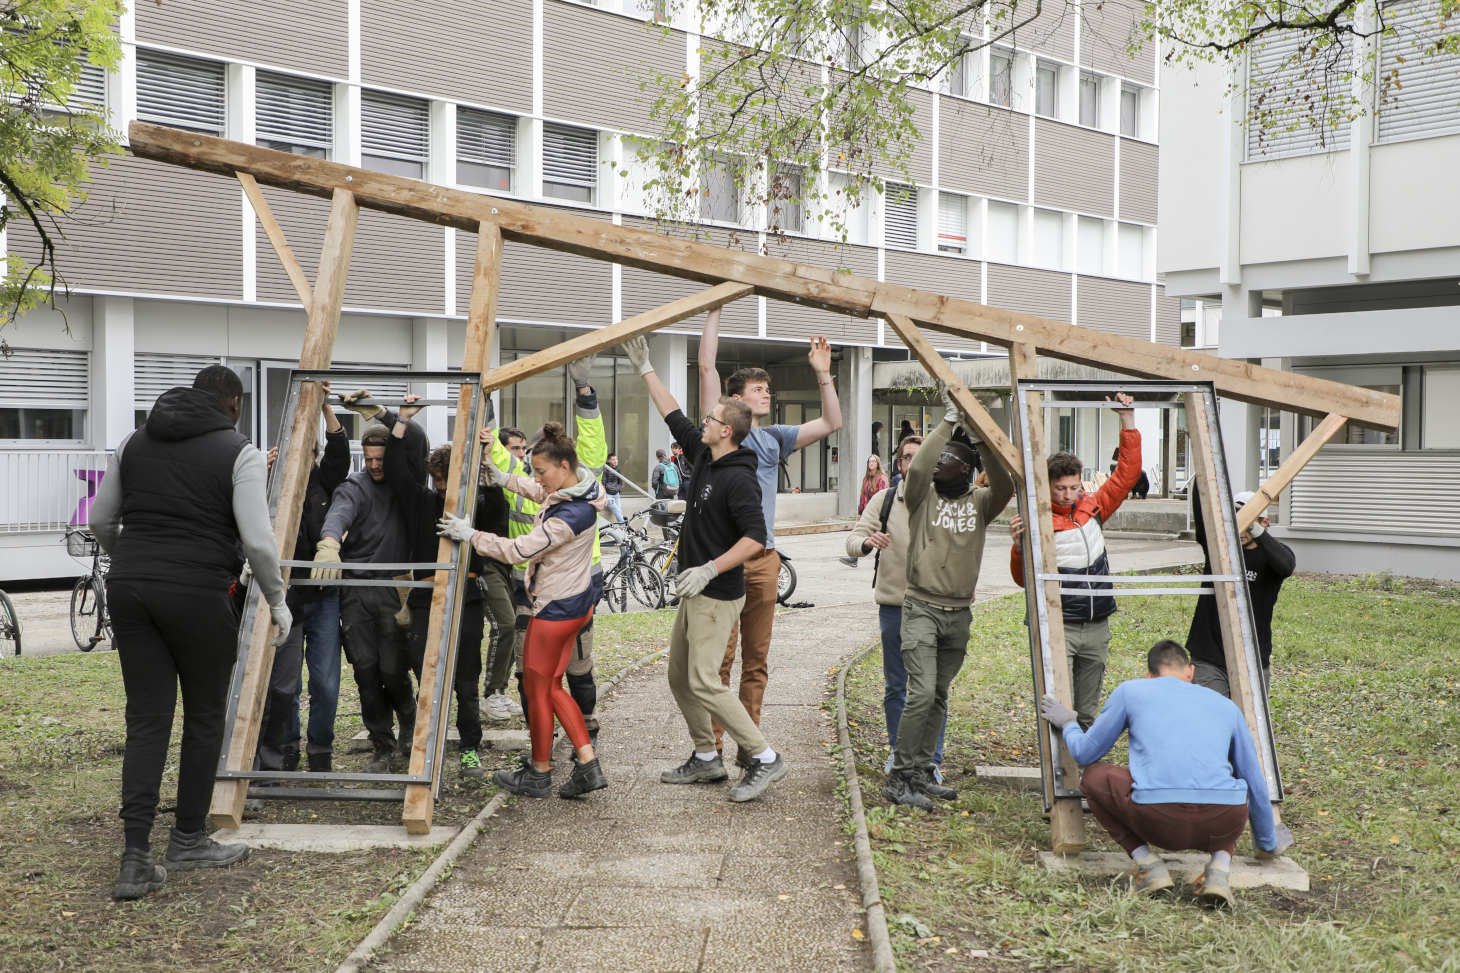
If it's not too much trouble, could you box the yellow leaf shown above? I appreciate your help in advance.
[1389,836,1401,843]
[778,894,791,901]
[851,929,865,940]
[62,911,75,918]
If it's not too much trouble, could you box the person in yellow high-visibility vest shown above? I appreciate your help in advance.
[484,354,607,742]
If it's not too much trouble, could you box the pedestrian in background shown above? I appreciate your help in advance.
[601,452,625,523]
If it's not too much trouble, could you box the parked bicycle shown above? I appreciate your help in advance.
[600,509,666,613]
[642,500,798,606]
[0,586,20,656]
[64,528,112,651]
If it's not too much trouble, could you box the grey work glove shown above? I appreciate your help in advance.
[621,336,653,376]
[567,353,596,389]
[310,537,343,581]
[1247,518,1266,539]
[671,561,720,599]
[437,512,478,545]
[936,379,961,426]
[1040,693,1078,730]
[1255,822,1294,860]
[268,602,293,647]
[338,388,384,422]
[478,457,509,489]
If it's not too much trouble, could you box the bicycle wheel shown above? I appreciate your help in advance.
[70,578,101,651]
[0,589,21,657]
[601,565,628,614]
[776,557,798,604]
[647,546,680,607]
[623,561,666,610]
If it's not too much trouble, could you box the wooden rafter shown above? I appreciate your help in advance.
[238,172,313,312]
[129,122,1398,433]
[1237,412,1347,532]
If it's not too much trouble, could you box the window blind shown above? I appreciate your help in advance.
[134,353,222,407]
[542,124,599,190]
[361,90,429,163]
[457,108,517,167]
[884,182,919,250]
[257,72,334,155]
[71,60,106,109]
[1377,0,1460,142]
[937,192,968,254]
[0,349,89,408]
[136,51,225,134]
[1246,32,1352,159]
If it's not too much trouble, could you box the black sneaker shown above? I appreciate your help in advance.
[113,847,166,901]
[559,757,608,798]
[162,827,250,871]
[365,746,392,775]
[728,754,789,803]
[911,767,958,802]
[882,771,935,811]
[494,763,553,798]
[307,751,332,773]
[661,753,730,784]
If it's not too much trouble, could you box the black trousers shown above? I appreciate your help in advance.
[340,586,416,751]
[408,593,484,750]
[109,580,239,846]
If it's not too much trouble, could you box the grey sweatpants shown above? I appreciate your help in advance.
[889,597,970,776]
[1064,617,1110,730]
[667,593,765,756]
[1193,660,1271,700]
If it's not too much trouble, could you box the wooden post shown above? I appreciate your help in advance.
[211,189,359,829]
[401,226,503,833]
[1237,412,1346,532]
[238,173,313,312]
[1011,344,1084,854]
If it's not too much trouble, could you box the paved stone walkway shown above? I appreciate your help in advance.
[375,603,881,973]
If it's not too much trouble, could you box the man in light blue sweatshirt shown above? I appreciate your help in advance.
[1041,640,1294,908]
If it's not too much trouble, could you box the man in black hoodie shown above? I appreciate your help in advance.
[90,365,289,900]
[1186,484,1296,697]
[628,341,787,804]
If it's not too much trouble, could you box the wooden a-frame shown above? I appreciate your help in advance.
[140,122,1392,839]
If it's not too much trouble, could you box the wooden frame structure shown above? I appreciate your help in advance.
[129,123,1395,838]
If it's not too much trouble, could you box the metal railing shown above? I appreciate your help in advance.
[0,449,111,533]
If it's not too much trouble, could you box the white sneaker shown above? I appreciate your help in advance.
[483,693,521,721]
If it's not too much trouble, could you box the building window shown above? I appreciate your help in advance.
[1035,62,1058,117]
[1423,367,1460,449]
[946,40,971,97]
[256,72,333,159]
[1120,84,1139,137]
[361,90,429,178]
[700,157,741,224]
[883,182,918,249]
[1079,72,1099,127]
[1338,387,1401,445]
[1377,1,1460,143]
[0,349,89,443]
[543,124,598,204]
[136,51,225,134]
[457,107,517,192]
[986,200,1018,263]
[988,47,1013,108]
[839,8,866,70]
[937,193,967,254]
[1031,208,1064,269]
[769,166,803,234]
[1117,222,1144,279]
[1077,215,1104,274]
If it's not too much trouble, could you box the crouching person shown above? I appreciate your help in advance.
[1040,640,1294,909]
[438,423,607,800]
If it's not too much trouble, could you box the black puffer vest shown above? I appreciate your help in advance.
[109,387,250,590]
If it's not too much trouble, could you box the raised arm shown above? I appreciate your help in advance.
[698,307,724,415]
[622,335,686,419]
[905,416,952,515]
[1093,395,1141,518]
[976,441,1015,521]
[793,335,843,450]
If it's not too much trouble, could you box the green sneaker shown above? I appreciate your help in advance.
[1130,855,1175,896]
[460,750,484,778]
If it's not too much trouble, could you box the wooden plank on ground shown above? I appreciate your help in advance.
[1237,412,1346,532]
[211,189,359,829]
[402,226,504,834]
[126,122,1398,433]
[482,282,753,394]
[1012,344,1084,854]
[238,172,313,312]
[883,313,1020,475]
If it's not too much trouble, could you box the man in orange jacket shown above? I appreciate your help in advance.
[1010,393,1141,728]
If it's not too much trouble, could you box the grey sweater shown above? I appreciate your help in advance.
[90,431,286,608]
[320,470,411,574]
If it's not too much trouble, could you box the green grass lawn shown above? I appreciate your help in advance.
[843,574,1460,972]
[0,606,675,972]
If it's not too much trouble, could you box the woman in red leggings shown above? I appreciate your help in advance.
[437,422,607,799]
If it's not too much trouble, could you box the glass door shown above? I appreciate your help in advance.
[226,360,258,445]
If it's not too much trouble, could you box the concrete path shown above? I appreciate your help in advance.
[373,604,882,973]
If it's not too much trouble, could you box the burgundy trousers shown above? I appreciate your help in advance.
[1081,762,1249,856]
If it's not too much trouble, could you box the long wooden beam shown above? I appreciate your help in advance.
[1237,412,1347,532]
[883,313,1019,475]
[481,282,754,393]
[129,122,1399,433]
[211,188,359,829]
[238,173,313,312]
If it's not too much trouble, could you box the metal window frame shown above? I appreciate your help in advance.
[215,369,483,802]
[1016,380,1284,807]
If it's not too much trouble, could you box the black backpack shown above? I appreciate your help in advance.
[870,484,900,588]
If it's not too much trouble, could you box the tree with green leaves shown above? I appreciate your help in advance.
[628,0,1457,243]
[0,0,122,355]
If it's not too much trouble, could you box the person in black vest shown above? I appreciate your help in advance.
[90,365,291,901]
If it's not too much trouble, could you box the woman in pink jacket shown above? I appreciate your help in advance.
[438,422,607,800]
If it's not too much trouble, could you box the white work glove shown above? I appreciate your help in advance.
[269,602,293,647]
[621,336,654,376]
[567,353,596,389]
[338,388,384,422]
[1247,518,1266,539]
[936,379,960,426]
[672,561,720,599]
[238,562,253,589]
[310,537,343,581]
[437,512,478,545]
[478,457,509,489]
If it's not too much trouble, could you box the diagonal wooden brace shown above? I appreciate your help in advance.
[238,172,313,312]
[1237,412,1347,533]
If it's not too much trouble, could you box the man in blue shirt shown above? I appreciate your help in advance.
[1041,640,1294,908]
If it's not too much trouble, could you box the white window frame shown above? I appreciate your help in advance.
[255,71,333,159]
[360,90,430,178]
[456,106,518,194]
[883,182,919,250]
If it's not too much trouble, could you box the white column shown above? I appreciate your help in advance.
[647,333,689,480]
[412,317,450,446]
[917,187,938,253]
[335,83,361,167]
[1218,58,1243,286]
[228,65,257,303]
[836,345,874,518]
[114,1,137,142]
[1347,1,1375,278]
[93,297,136,450]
